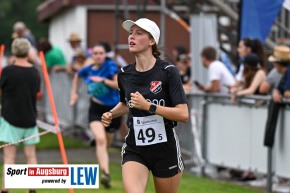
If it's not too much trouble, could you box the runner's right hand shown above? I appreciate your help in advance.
[101,112,113,127]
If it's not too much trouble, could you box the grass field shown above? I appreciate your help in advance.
[35,131,88,149]
[0,163,265,193]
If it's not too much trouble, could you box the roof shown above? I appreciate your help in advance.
[37,0,158,22]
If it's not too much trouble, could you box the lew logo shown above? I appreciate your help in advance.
[150,81,162,94]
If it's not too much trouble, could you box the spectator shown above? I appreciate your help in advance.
[67,48,94,74]
[72,48,86,71]
[231,53,267,102]
[234,38,266,88]
[172,45,187,62]
[270,45,290,101]
[7,42,39,67]
[9,22,39,66]
[0,38,41,193]
[259,68,282,94]
[68,32,82,50]
[263,46,290,189]
[176,53,192,92]
[38,38,67,72]
[196,46,235,93]
[12,21,37,48]
[67,32,92,72]
[68,32,91,60]
[99,41,128,67]
[264,45,290,149]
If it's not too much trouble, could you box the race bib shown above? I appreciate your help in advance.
[133,115,167,146]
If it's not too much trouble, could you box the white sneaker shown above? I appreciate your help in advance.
[204,165,219,179]
[273,182,290,193]
[249,178,267,187]
[190,166,202,176]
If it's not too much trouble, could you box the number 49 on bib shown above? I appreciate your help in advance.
[133,115,167,146]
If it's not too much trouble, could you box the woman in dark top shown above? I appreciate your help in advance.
[233,38,266,91]
[236,53,266,95]
[0,38,41,193]
[101,18,189,193]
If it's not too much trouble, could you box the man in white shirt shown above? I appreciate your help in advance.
[196,46,235,93]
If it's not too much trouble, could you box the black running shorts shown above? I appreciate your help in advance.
[121,127,184,178]
[88,99,121,133]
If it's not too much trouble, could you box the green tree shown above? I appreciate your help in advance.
[0,0,48,55]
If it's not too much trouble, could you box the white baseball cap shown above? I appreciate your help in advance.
[122,18,160,45]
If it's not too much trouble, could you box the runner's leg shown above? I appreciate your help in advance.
[153,172,182,193]
[122,161,149,193]
[90,121,109,174]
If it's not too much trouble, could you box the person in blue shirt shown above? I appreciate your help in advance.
[70,44,120,188]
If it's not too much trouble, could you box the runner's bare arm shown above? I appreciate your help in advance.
[70,74,80,105]
[101,102,129,127]
[109,102,129,118]
[130,92,188,122]
[102,74,118,90]
[154,103,188,122]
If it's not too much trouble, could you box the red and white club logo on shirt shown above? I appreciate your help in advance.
[150,81,162,94]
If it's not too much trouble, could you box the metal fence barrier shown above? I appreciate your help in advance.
[38,71,93,143]
[186,92,290,193]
